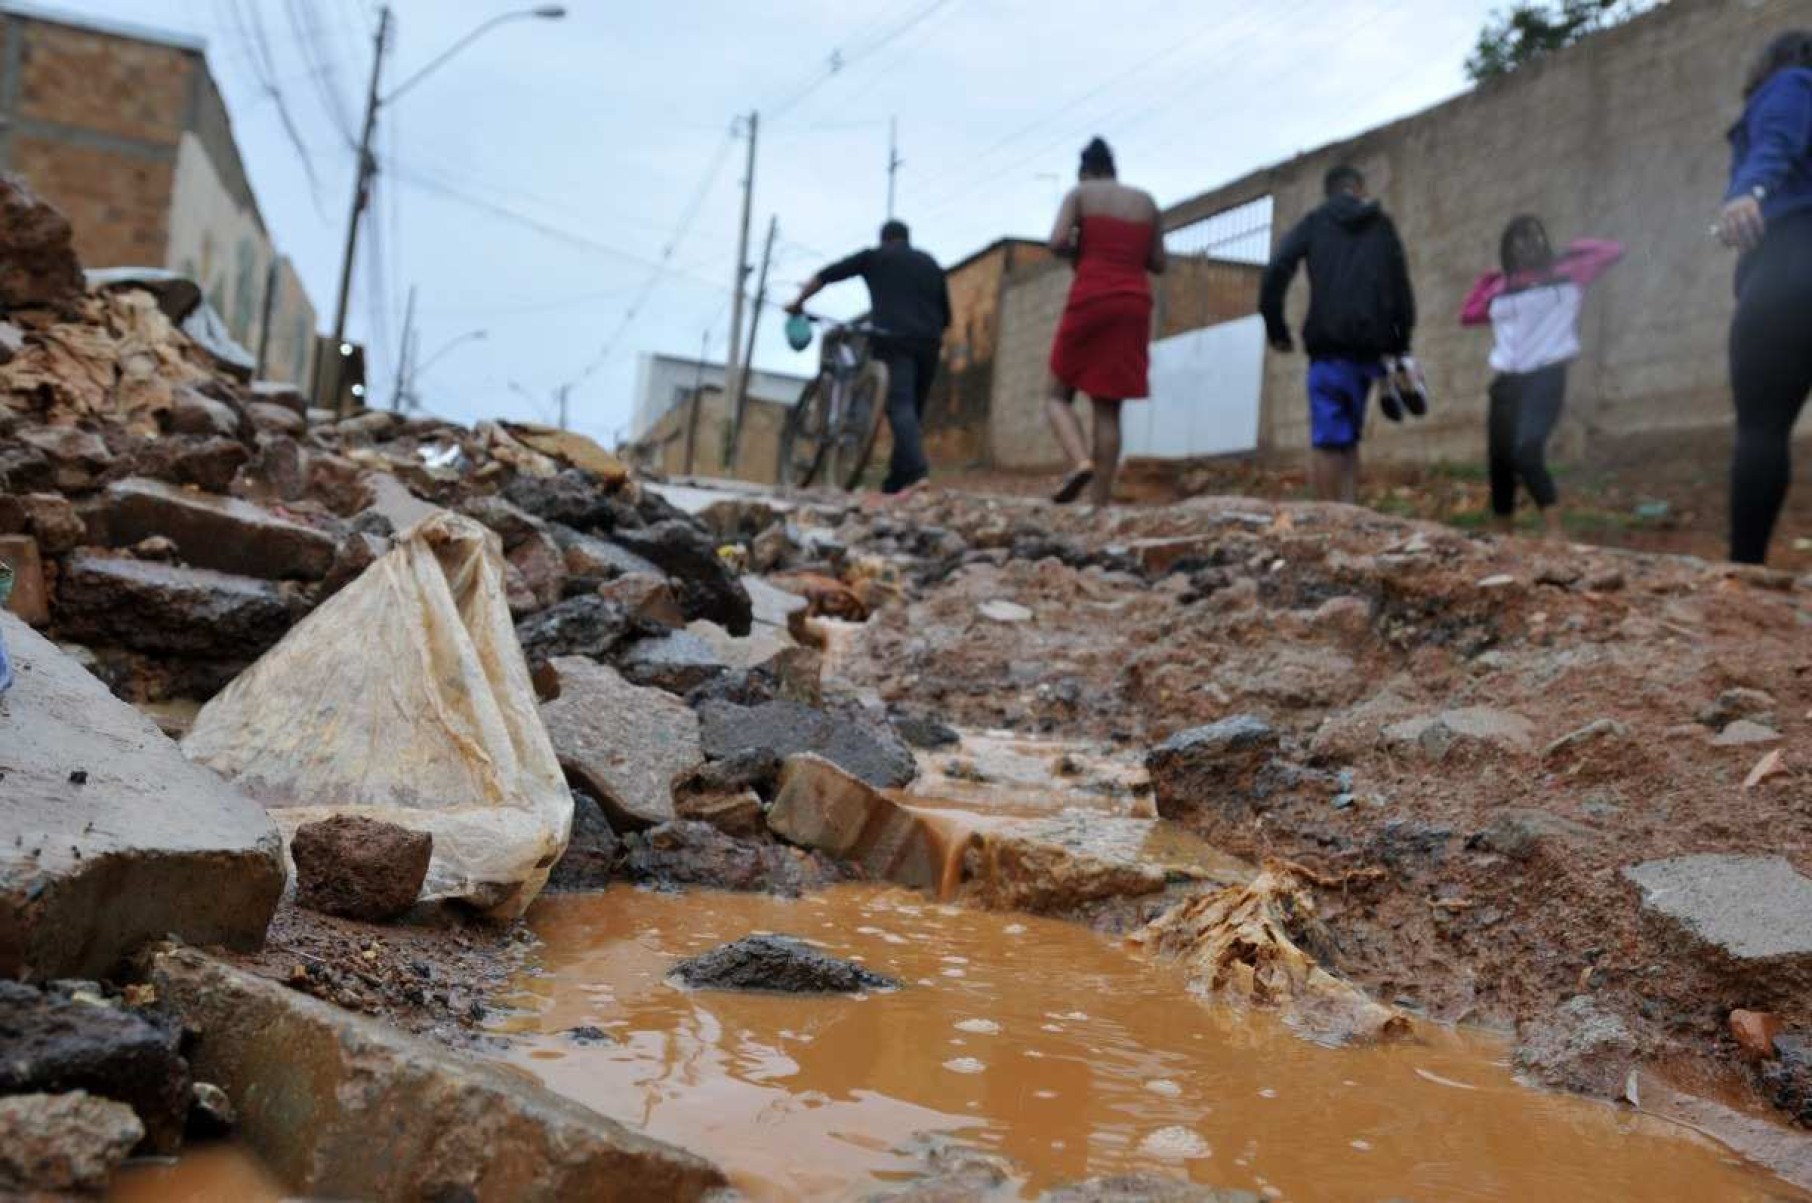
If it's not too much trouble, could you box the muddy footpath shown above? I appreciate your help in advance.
[1,173,1811,1201]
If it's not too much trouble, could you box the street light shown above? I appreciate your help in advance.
[323,5,567,417]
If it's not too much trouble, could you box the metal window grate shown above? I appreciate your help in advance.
[1165,195,1274,265]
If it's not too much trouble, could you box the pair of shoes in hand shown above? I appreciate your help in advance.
[1378,356,1430,423]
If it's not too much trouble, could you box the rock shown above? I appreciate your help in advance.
[979,599,1033,623]
[544,790,622,892]
[766,755,942,889]
[610,520,753,636]
[500,424,629,486]
[55,551,297,658]
[672,787,765,838]
[0,980,189,1153]
[670,934,898,994]
[247,380,307,417]
[0,318,20,362]
[963,816,1170,915]
[1040,1175,1257,1203]
[245,400,306,436]
[0,615,285,980]
[139,434,252,493]
[686,617,797,674]
[746,574,810,629]
[319,529,388,599]
[673,747,785,800]
[507,529,568,611]
[1543,718,1628,759]
[869,1138,1015,1202]
[1698,688,1776,728]
[98,477,337,581]
[1145,715,1278,821]
[16,426,113,491]
[622,820,854,895]
[1730,1009,1784,1062]
[1514,995,1640,1097]
[188,1080,236,1137]
[168,387,242,437]
[539,657,702,829]
[892,708,961,750]
[504,470,621,529]
[0,533,49,625]
[0,1092,144,1194]
[620,629,730,694]
[0,490,84,553]
[1467,808,1594,860]
[290,815,433,922]
[701,698,918,789]
[1382,707,1534,761]
[0,174,85,308]
[1712,719,1781,748]
[1764,1033,1812,1127]
[515,594,640,662]
[600,572,685,628]
[336,409,399,441]
[150,946,726,1200]
[1624,856,1812,991]
[556,526,662,586]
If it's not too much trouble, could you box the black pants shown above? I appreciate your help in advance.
[1729,212,1812,564]
[875,338,941,493]
[1487,363,1567,516]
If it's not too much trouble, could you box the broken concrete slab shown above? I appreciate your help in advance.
[150,946,727,1202]
[1146,715,1278,821]
[97,477,336,581]
[767,755,941,890]
[0,1091,144,1194]
[539,656,701,829]
[746,574,810,630]
[291,815,432,922]
[1624,855,1812,994]
[701,698,918,789]
[671,934,899,994]
[54,551,297,659]
[0,980,190,1154]
[0,614,285,981]
[620,629,730,694]
[960,816,1168,915]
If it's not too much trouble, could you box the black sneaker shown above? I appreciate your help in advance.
[1395,356,1429,418]
[1377,375,1405,423]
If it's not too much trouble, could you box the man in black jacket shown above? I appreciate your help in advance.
[789,220,951,494]
[1260,165,1416,502]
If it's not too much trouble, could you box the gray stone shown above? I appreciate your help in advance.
[621,820,853,896]
[515,594,641,663]
[0,1092,144,1194]
[544,790,622,892]
[168,388,242,438]
[670,934,899,994]
[1382,707,1534,760]
[1763,1033,1812,1127]
[54,551,297,658]
[1624,855,1812,977]
[98,477,337,580]
[700,698,918,789]
[539,657,702,829]
[1514,995,1639,1097]
[1040,1175,1259,1203]
[1698,687,1776,729]
[0,980,189,1153]
[1468,809,1595,860]
[1543,718,1628,759]
[610,520,753,636]
[556,526,663,584]
[16,426,113,491]
[620,629,729,694]
[746,574,809,629]
[766,755,941,889]
[1145,714,1278,820]
[150,946,726,1201]
[245,400,306,436]
[188,1080,236,1137]
[1712,719,1782,748]
[0,615,285,981]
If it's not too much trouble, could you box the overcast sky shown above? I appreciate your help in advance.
[55,0,1505,445]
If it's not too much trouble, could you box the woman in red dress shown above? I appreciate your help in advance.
[1045,137,1167,505]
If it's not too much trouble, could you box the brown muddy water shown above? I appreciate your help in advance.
[109,1143,285,1201]
[491,883,1802,1202]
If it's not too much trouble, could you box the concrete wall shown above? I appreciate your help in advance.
[1163,0,1812,467]
[632,353,808,441]
[260,256,316,388]
[927,238,1052,468]
[639,385,790,487]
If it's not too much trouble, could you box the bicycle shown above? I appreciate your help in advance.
[777,313,890,491]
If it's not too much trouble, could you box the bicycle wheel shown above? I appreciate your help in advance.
[777,375,832,488]
[831,360,889,491]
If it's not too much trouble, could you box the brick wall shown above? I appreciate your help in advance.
[1154,258,1261,339]
[1166,0,1812,467]
[923,239,1053,468]
[6,133,172,266]
[11,20,190,144]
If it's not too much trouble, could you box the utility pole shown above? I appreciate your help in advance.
[329,6,391,419]
[722,110,758,428]
[887,117,901,220]
[390,284,416,411]
[726,216,777,471]
[555,383,570,431]
[682,328,710,477]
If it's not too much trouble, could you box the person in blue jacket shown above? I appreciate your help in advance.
[1717,30,1812,564]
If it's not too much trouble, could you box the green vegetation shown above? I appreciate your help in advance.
[1466,1,1660,83]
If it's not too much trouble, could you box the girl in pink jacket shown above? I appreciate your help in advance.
[1461,217,1623,536]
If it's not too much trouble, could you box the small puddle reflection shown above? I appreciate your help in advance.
[491,884,1800,1201]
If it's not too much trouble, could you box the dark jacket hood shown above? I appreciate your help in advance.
[1325,193,1381,228]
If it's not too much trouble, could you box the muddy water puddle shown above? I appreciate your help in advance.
[108,1144,284,1201]
[493,884,1797,1201]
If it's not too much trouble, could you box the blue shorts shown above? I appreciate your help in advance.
[1307,358,1383,449]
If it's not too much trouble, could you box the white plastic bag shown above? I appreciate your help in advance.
[183,512,571,917]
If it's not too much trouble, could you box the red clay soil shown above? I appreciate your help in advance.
[830,487,1812,1109]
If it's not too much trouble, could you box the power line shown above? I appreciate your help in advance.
[764,0,960,122]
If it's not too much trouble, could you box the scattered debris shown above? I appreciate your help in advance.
[670,934,899,994]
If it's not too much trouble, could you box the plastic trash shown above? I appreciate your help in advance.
[0,562,13,697]
[182,512,571,917]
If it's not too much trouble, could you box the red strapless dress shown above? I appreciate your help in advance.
[1048,214,1155,400]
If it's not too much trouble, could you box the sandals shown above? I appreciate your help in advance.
[1052,466,1095,505]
